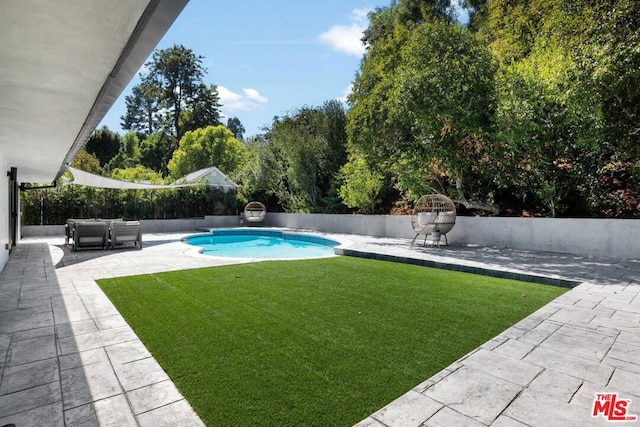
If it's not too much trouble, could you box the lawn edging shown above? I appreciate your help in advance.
[337,247,581,289]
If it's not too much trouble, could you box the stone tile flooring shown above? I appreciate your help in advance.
[0,231,638,426]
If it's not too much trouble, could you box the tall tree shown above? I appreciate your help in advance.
[122,45,222,141]
[167,125,248,179]
[120,81,161,137]
[180,83,222,135]
[268,104,348,212]
[139,131,176,177]
[240,102,348,212]
[226,117,246,140]
[349,14,497,210]
[475,0,640,216]
[147,44,204,139]
[106,131,141,172]
[84,126,121,167]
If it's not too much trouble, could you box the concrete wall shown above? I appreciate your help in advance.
[448,216,639,260]
[20,212,639,260]
[21,215,242,237]
[0,149,9,270]
[266,213,639,260]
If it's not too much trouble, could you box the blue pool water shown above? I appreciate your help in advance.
[184,228,339,259]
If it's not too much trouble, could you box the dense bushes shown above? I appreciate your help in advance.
[21,184,240,225]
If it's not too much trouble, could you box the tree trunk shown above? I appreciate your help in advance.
[454,175,500,215]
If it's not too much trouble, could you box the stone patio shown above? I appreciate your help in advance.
[0,231,638,426]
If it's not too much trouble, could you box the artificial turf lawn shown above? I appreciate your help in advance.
[97,256,567,426]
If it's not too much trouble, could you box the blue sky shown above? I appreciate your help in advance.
[98,0,383,138]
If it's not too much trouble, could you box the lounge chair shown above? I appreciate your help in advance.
[65,218,83,245]
[411,194,457,246]
[108,220,142,249]
[72,221,108,251]
[244,201,266,225]
[66,218,122,245]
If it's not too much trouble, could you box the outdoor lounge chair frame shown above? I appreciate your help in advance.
[108,220,142,249]
[71,221,108,251]
[244,201,266,225]
[411,194,457,246]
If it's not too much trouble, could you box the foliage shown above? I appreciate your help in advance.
[349,12,497,205]
[343,0,639,217]
[84,127,121,167]
[226,117,245,140]
[120,81,161,137]
[337,154,383,214]
[179,83,222,136]
[240,102,348,212]
[475,0,640,216]
[110,165,164,184]
[139,131,178,176]
[70,149,101,174]
[236,135,283,206]
[362,0,455,46]
[167,125,248,179]
[97,257,565,426]
[105,131,141,172]
[121,45,221,141]
[21,180,239,225]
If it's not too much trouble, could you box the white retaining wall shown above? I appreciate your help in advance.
[21,213,639,260]
[265,213,639,260]
[0,149,9,270]
[21,215,242,238]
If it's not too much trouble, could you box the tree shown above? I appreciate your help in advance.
[120,81,161,137]
[167,125,248,179]
[180,83,222,135]
[239,102,348,212]
[363,0,454,46]
[84,126,121,167]
[236,135,285,206]
[475,0,640,216]
[338,153,383,214]
[106,131,141,171]
[122,45,222,141]
[267,103,348,212]
[111,165,164,184]
[70,149,101,173]
[139,131,177,177]
[349,14,497,211]
[226,117,245,140]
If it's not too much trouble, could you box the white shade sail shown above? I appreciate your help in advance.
[67,166,238,191]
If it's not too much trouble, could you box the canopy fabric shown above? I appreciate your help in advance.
[172,166,238,191]
[66,166,237,191]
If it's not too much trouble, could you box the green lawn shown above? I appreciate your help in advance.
[97,257,566,426]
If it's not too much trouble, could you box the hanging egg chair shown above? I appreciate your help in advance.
[244,201,266,225]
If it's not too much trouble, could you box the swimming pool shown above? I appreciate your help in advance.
[183,228,340,259]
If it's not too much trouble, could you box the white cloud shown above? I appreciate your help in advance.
[338,84,353,103]
[218,86,268,112]
[318,8,372,57]
[243,88,268,104]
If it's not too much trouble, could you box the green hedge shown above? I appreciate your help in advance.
[21,183,241,225]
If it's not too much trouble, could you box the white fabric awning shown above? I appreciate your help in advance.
[67,166,239,191]
[67,167,199,190]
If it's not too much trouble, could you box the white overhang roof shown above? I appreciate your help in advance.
[0,0,188,184]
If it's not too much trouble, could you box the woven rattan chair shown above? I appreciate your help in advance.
[244,201,266,225]
[411,194,456,246]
